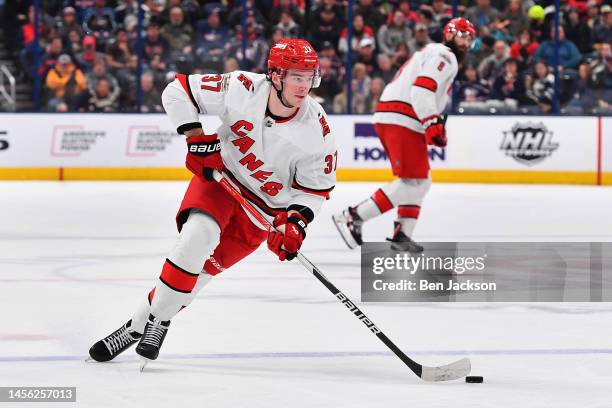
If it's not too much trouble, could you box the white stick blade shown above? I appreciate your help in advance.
[420,358,471,382]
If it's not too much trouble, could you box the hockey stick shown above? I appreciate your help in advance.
[212,170,471,382]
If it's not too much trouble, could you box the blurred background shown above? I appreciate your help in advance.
[0,0,609,115]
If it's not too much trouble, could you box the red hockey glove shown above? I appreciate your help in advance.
[424,116,447,147]
[267,212,307,261]
[186,134,223,181]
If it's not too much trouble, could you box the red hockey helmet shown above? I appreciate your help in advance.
[443,18,476,39]
[268,38,321,88]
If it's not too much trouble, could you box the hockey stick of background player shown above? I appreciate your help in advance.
[212,170,471,382]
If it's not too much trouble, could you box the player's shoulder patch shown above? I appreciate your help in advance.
[318,112,331,138]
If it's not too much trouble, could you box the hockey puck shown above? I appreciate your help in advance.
[465,376,484,383]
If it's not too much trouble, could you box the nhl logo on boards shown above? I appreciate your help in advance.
[500,122,558,166]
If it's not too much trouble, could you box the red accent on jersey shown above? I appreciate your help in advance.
[273,107,300,123]
[175,74,200,113]
[231,136,255,153]
[291,176,333,199]
[398,205,421,219]
[230,120,254,137]
[414,76,438,92]
[237,73,253,91]
[319,115,330,137]
[239,152,264,171]
[225,170,285,217]
[159,259,199,293]
[371,189,394,213]
[376,101,420,122]
[251,170,273,182]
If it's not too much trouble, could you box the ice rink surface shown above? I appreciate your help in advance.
[1,181,612,408]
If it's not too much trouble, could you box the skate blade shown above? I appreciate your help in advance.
[139,357,151,372]
[84,357,94,363]
[331,214,358,250]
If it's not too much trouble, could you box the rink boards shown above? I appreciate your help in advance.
[0,114,609,185]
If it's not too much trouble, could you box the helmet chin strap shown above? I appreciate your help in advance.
[272,80,295,109]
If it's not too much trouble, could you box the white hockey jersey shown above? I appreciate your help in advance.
[162,71,336,227]
[373,43,458,132]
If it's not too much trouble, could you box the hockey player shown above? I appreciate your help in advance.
[88,38,336,366]
[333,18,475,252]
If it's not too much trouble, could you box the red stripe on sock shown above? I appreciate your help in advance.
[159,259,198,293]
[398,205,420,219]
[148,288,156,304]
[371,189,394,214]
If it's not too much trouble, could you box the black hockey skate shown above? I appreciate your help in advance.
[136,314,170,371]
[88,319,142,362]
[386,222,424,253]
[332,206,363,249]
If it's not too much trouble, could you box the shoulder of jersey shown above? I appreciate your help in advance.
[226,70,267,94]
[425,43,458,66]
[301,97,333,141]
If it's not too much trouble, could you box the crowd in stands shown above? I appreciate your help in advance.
[1,0,611,114]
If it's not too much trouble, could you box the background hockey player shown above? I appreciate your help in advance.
[333,18,475,252]
[88,38,336,367]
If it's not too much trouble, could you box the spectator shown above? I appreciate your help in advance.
[196,8,231,73]
[564,7,593,54]
[377,10,412,57]
[466,0,500,30]
[593,4,612,45]
[355,37,378,77]
[491,58,525,109]
[589,42,612,90]
[86,60,120,105]
[407,23,432,53]
[143,21,170,74]
[56,6,82,41]
[355,0,386,32]
[225,17,269,73]
[397,0,420,28]
[365,77,385,113]
[352,62,371,98]
[509,28,539,70]
[147,0,168,22]
[320,41,345,85]
[82,0,117,48]
[76,35,105,73]
[139,71,163,112]
[106,28,134,71]
[309,0,344,50]
[339,14,375,55]
[311,56,341,113]
[161,7,195,71]
[333,78,368,113]
[115,0,151,28]
[158,0,200,27]
[66,29,84,56]
[498,0,528,41]
[428,0,452,25]
[274,11,301,38]
[82,78,118,112]
[223,57,240,73]
[478,40,508,86]
[45,54,87,110]
[418,8,441,42]
[565,62,598,113]
[534,25,582,70]
[269,0,303,27]
[525,60,554,112]
[457,65,491,108]
[39,36,64,77]
[391,42,410,69]
[228,0,266,28]
[372,53,395,84]
[469,34,496,67]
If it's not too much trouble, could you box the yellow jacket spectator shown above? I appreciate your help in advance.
[45,54,87,99]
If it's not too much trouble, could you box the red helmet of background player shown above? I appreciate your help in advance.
[268,38,321,88]
[443,18,476,39]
